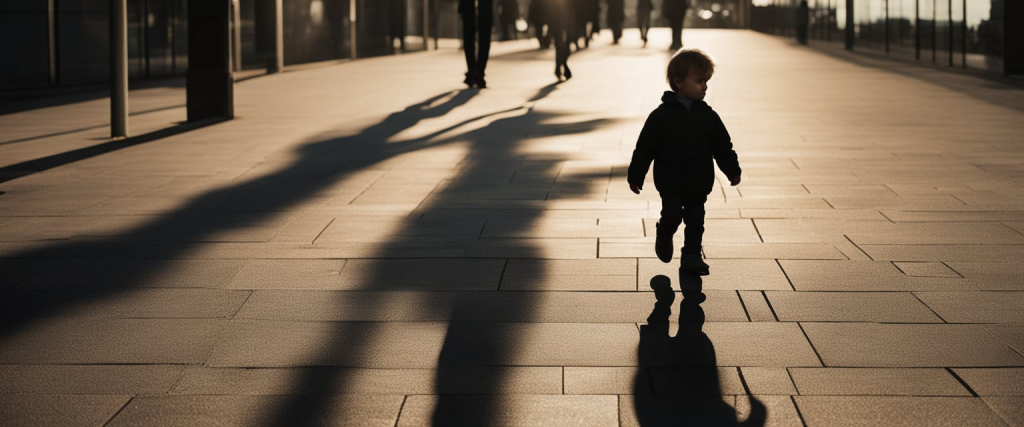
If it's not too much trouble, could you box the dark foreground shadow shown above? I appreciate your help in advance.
[634,272,766,426]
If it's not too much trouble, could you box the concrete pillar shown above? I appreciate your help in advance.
[48,0,58,86]
[1006,0,1022,75]
[232,0,242,71]
[350,0,358,59]
[844,0,853,50]
[110,0,128,138]
[255,0,283,72]
[186,0,234,121]
[423,0,430,50]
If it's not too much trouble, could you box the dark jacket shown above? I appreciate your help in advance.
[627,91,741,194]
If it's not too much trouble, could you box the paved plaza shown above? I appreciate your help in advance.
[1,29,1024,426]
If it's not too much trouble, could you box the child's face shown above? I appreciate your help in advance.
[674,72,710,101]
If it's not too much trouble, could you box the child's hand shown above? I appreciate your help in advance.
[729,175,741,186]
[629,183,642,194]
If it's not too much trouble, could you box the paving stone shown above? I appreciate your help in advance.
[740,367,797,395]
[779,260,968,291]
[794,396,1007,427]
[467,238,597,259]
[650,367,747,395]
[226,259,348,290]
[620,395,740,427]
[500,259,636,291]
[914,292,1024,323]
[894,261,962,277]
[741,209,887,221]
[172,366,561,395]
[789,368,970,396]
[983,324,1024,356]
[0,289,250,319]
[438,322,638,366]
[953,369,1024,396]
[400,395,619,427]
[801,323,1024,367]
[862,244,1024,262]
[739,290,777,321]
[108,395,404,427]
[0,318,226,364]
[845,222,1024,245]
[766,291,942,323]
[0,273,31,290]
[484,218,642,238]
[316,218,486,243]
[564,367,651,395]
[206,320,448,368]
[0,365,183,394]
[235,290,455,321]
[107,259,247,288]
[0,394,131,427]
[640,259,793,291]
[881,211,1024,222]
[946,262,1024,291]
[735,395,803,427]
[702,243,846,260]
[982,397,1024,427]
[643,323,822,368]
[338,259,505,291]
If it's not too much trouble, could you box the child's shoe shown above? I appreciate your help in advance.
[680,254,710,276]
[655,223,673,263]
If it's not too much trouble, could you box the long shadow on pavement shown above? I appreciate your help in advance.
[0,89,479,338]
[266,82,621,425]
[633,272,766,426]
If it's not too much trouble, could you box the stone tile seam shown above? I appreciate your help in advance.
[227,290,255,320]
[789,394,810,427]
[909,292,950,324]
[750,218,765,243]
[842,234,873,261]
[736,290,752,322]
[309,217,336,245]
[761,290,781,322]
[775,259,798,292]
[940,261,967,278]
[495,258,509,291]
[944,367,981,398]
[393,394,409,427]
[796,322,827,368]
[101,394,135,427]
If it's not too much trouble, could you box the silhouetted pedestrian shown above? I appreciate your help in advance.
[499,0,519,40]
[459,0,493,88]
[663,0,688,50]
[388,0,407,52]
[548,0,573,80]
[628,48,742,275]
[637,0,653,46]
[528,0,552,48]
[796,0,809,45]
[607,0,624,44]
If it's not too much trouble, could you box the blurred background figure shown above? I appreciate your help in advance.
[636,0,653,47]
[607,0,624,44]
[663,0,689,50]
[528,0,552,48]
[795,0,809,45]
[499,0,520,40]
[388,0,407,52]
[573,0,599,48]
[459,0,493,88]
[634,0,651,46]
[549,0,573,80]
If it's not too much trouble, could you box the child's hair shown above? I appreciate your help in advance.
[666,48,715,93]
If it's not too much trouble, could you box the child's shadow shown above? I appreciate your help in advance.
[633,272,766,426]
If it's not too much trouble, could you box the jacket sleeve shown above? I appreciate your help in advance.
[628,111,662,188]
[709,110,742,178]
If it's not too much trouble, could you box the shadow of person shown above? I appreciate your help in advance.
[632,272,766,426]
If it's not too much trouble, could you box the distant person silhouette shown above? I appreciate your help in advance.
[607,0,624,44]
[628,48,742,275]
[528,0,552,48]
[636,0,653,47]
[634,274,766,426]
[459,0,494,88]
[388,0,407,52]
[548,0,574,80]
[796,0,810,45]
[499,0,519,40]
[663,0,689,50]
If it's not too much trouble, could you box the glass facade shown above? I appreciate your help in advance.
[0,0,442,91]
[751,0,1009,73]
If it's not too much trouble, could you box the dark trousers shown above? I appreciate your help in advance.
[669,19,684,49]
[658,191,707,256]
[461,0,493,78]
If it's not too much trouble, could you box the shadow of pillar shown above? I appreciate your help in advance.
[632,272,766,426]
